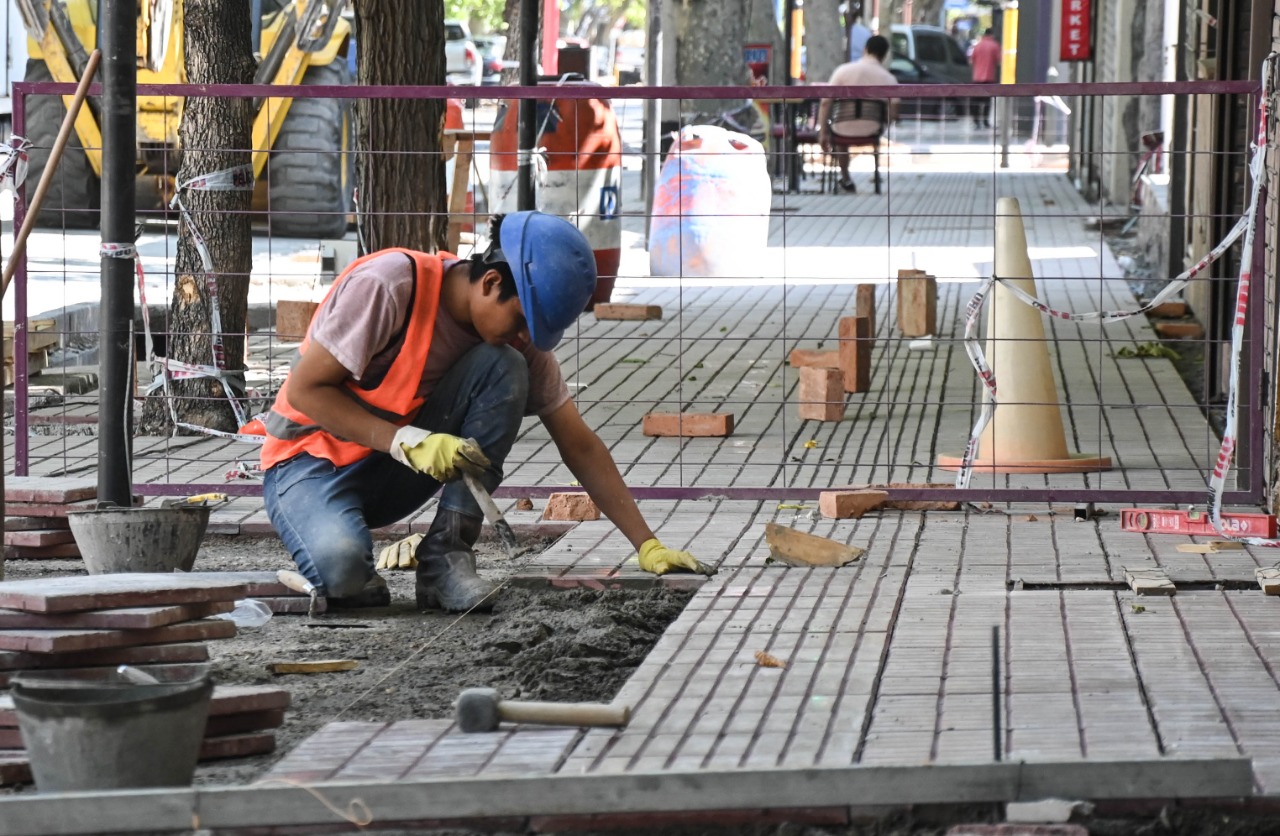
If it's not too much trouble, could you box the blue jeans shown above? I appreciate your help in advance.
[264,343,529,597]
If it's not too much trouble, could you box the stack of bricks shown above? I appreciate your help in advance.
[789,284,877,422]
[0,684,292,785]
[0,573,248,689]
[4,477,98,564]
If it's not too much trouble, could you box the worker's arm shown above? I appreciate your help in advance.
[284,340,398,453]
[541,400,715,575]
[541,399,654,548]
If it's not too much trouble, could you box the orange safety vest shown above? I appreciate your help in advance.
[260,248,449,470]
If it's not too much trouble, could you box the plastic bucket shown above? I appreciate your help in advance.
[68,505,212,574]
[11,666,213,791]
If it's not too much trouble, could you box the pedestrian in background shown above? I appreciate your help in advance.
[969,27,1001,128]
[847,10,872,61]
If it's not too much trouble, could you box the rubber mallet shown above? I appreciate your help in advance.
[455,687,631,733]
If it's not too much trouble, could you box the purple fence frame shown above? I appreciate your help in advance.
[9,78,1267,505]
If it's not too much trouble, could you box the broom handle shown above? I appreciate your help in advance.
[1,48,101,299]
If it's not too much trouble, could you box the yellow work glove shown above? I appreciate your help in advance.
[389,427,490,482]
[375,533,423,571]
[636,538,716,576]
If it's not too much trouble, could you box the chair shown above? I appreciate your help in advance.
[825,99,889,194]
[769,99,822,189]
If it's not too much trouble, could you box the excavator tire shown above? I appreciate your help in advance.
[22,60,100,229]
[266,59,353,239]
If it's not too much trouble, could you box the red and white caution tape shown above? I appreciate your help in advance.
[0,135,30,192]
[957,52,1276,546]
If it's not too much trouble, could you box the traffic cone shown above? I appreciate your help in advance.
[938,197,1112,474]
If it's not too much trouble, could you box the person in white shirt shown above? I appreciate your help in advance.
[818,35,898,193]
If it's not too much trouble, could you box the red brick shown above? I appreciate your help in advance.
[0,751,30,785]
[897,269,937,337]
[0,641,210,672]
[3,529,76,548]
[856,284,876,349]
[208,685,293,716]
[0,600,233,630]
[515,498,535,511]
[199,732,276,760]
[205,709,286,737]
[1153,320,1204,339]
[838,316,872,393]
[542,493,601,522]
[1147,301,1188,318]
[0,728,21,748]
[276,300,320,342]
[0,617,237,654]
[593,303,662,320]
[798,367,845,421]
[642,412,734,437]
[0,573,249,614]
[788,348,839,368]
[3,543,81,559]
[4,477,96,504]
[819,489,888,519]
[4,516,70,531]
[3,501,96,518]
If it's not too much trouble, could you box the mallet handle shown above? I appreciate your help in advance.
[498,700,631,729]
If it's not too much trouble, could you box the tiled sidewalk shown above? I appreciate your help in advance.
[8,162,1275,812]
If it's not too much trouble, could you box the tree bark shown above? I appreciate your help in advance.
[355,0,446,253]
[805,0,843,84]
[674,0,752,119]
[139,0,256,435]
[501,0,541,85]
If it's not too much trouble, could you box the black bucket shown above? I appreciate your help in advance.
[11,666,213,791]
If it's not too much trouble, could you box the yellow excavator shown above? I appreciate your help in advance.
[17,0,353,238]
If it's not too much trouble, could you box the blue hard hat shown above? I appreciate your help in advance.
[497,211,597,351]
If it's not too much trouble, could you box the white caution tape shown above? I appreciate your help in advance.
[956,52,1277,545]
[0,135,30,193]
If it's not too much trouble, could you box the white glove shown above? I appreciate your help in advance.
[389,426,432,468]
[376,533,423,570]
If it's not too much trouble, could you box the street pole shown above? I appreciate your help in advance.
[99,0,136,506]
[643,0,662,239]
[517,0,539,211]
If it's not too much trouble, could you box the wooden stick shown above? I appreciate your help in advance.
[1,48,101,299]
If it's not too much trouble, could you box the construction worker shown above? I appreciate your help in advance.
[260,211,714,613]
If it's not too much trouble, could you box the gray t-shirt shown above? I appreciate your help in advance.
[309,251,570,417]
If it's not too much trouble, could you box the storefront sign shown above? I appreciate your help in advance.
[1061,0,1092,61]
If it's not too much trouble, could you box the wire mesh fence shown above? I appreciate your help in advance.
[4,78,1266,507]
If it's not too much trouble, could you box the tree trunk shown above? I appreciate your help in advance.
[138,0,255,436]
[911,0,946,25]
[355,0,446,253]
[746,0,784,85]
[675,0,752,119]
[804,0,843,84]
[501,0,541,85]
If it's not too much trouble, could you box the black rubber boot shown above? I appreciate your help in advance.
[415,509,496,613]
[328,573,390,609]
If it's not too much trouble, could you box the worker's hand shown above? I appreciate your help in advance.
[375,533,423,571]
[637,538,716,576]
[389,427,490,481]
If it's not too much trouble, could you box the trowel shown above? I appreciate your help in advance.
[462,471,520,559]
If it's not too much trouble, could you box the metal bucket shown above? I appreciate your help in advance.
[68,505,212,574]
[11,666,213,791]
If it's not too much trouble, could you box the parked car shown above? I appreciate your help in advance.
[887,51,966,119]
[888,24,972,86]
[446,20,483,88]
[474,34,509,85]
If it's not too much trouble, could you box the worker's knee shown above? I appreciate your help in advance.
[472,343,529,401]
[307,531,373,598]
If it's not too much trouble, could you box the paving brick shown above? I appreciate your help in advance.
[4,477,96,504]
[642,412,735,438]
[0,617,237,654]
[0,641,211,672]
[857,283,877,349]
[0,751,30,785]
[3,543,82,559]
[819,490,888,519]
[788,349,839,368]
[1147,301,1188,318]
[199,732,276,760]
[205,709,286,737]
[2,529,76,548]
[1153,320,1204,339]
[3,517,70,532]
[2,501,97,518]
[838,316,872,393]
[798,367,845,422]
[275,300,319,342]
[897,269,937,337]
[543,493,602,522]
[594,303,662,320]
[0,600,233,630]
[0,573,249,614]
